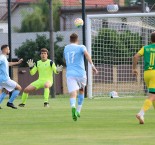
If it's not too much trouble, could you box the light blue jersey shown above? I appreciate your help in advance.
[64,44,87,78]
[0,54,10,83]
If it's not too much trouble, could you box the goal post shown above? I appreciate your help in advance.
[86,13,155,98]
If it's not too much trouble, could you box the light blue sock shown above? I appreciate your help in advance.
[8,90,20,103]
[0,92,7,104]
[70,98,76,108]
[77,94,84,113]
[78,94,84,105]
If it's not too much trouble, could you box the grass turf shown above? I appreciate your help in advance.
[0,96,155,145]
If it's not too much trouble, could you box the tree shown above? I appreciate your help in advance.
[20,7,46,32]
[16,0,61,32]
[92,28,142,65]
[15,34,65,67]
[124,0,130,6]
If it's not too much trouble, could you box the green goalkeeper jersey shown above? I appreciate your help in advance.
[138,43,155,71]
[30,59,57,83]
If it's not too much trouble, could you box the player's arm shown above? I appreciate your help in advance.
[9,58,23,66]
[27,59,38,76]
[50,61,63,74]
[132,47,144,76]
[84,50,98,74]
[30,65,38,76]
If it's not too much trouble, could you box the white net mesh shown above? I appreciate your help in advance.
[87,13,155,97]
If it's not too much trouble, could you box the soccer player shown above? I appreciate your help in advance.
[18,48,63,107]
[0,44,23,109]
[133,32,155,124]
[64,33,98,121]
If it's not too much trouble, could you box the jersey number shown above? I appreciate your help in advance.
[67,51,75,64]
[150,53,155,66]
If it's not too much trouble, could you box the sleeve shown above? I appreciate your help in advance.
[0,56,4,65]
[30,65,38,76]
[81,45,87,53]
[138,47,144,56]
[52,62,58,74]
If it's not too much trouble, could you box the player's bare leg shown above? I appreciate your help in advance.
[44,81,51,107]
[70,91,78,121]
[24,85,36,93]
[15,84,22,91]
[136,93,155,124]
[19,85,36,107]
[77,88,85,118]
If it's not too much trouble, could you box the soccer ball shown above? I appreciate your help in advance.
[74,18,84,28]
[109,91,119,98]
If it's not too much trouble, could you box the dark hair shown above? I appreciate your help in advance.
[1,45,8,51]
[40,48,48,54]
[151,32,155,43]
[70,33,78,43]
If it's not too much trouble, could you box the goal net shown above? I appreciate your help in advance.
[86,13,155,98]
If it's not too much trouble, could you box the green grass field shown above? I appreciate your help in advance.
[0,96,155,145]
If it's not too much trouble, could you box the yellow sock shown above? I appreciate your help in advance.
[152,101,155,109]
[22,92,28,104]
[142,99,152,112]
[44,88,49,102]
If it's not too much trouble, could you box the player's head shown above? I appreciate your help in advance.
[151,32,155,43]
[40,48,48,61]
[70,33,78,44]
[1,44,10,55]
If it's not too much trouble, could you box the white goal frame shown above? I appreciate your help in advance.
[86,12,155,98]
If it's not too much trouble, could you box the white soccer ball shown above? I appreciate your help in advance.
[107,4,119,13]
[74,18,84,28]
[109,91,119,98]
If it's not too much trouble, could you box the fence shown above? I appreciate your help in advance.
[0,31,82,58]
[12,65,145,96]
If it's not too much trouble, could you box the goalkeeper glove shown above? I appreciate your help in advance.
[56,65,63,73]
[27,59,35,68]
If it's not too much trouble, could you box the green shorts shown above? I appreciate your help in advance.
[31,80,52,90]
